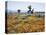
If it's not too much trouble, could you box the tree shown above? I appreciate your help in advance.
[27,5,34,14]
[31,9,34,14]
[27,5,32,14]
[28,5,32,10]
[17,9,21,13]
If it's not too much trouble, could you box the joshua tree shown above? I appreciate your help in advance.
[27,5,32,14]
[17,9,21,13]
[31,8,34,14]
[28,5,32,10]
[27,5,33,14]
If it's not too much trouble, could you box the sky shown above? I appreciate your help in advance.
[7,1,45,12]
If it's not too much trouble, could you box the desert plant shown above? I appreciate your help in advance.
[27,5,34,14]
[17,9,21,13]
[28,5,32,10]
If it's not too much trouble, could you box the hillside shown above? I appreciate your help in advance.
[7,12,45,33]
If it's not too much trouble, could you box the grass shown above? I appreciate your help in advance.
[7,14,45,33]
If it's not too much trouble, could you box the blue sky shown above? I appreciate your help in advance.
[7,1,45,12]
